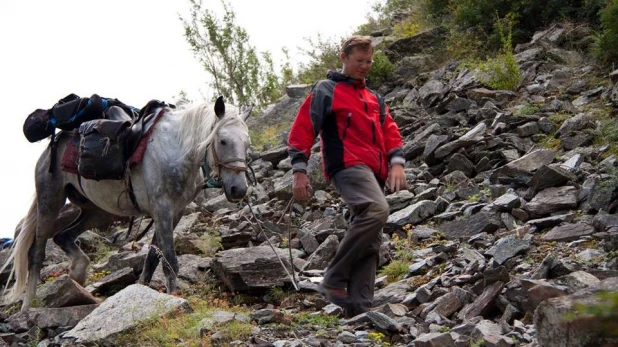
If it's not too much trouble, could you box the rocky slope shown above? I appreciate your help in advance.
[1,23,618,347]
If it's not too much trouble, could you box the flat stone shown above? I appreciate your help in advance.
[414,332,456,347]
[386,200,437,230]
[459,281,505,319]
[541,223,595,242]
[493,149,555,181]
[525,186,579,217]
[559,271,601,292]
[211,246,304,291]
[438,212,502,240]
[528,165,577,192]
[64,284,191,344]
[431,293,462,318]
[492,193,521,211]
[37,275,99,308]
[526,214,575,230]
[486,234,532,265]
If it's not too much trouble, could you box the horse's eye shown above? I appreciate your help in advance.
[220,140,227,146]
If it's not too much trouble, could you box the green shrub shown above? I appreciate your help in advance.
[393,17,422,38]
[450,0,605,51]
[595,0,618,67]
[476,15,521,91]
[518,103,540,116]
[297,35,341,84]
[249,121,290,151]
[379,260,409,282]
[367,51,395,89]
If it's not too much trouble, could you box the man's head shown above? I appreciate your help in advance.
[340,35,374,80]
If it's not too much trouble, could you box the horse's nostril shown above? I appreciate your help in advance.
[231,186,237,196]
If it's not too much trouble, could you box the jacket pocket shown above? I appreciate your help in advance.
[342,112,352,139]
[371,120,376,144]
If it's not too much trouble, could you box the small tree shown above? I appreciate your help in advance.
[173,90,193,107]
[476,14,521,91]
[181,0,288,110]
[297,34,342,84]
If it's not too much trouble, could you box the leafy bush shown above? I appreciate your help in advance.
[393,17,421,38]
[517,103,540,116]
[367,51,395,88]
[297,35,342,84]
[450,0,605,51]
[595,0,618,67]
[476,15,521,91]
[249,121,290,151]
[357,0,449,38]
[380,260,409,282]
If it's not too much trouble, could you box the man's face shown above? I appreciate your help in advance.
[341,47,374,80]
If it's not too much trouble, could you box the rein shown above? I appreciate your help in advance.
[245,197,299,291]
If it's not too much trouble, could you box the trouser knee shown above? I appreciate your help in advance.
[367,201,389,226]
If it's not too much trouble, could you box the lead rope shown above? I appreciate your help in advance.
[245,196,299,291]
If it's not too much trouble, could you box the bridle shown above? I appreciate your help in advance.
[201,133,256,189]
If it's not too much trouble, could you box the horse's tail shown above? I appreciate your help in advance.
[1,195,37,303]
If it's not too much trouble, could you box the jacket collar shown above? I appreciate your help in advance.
[327,70,366,89]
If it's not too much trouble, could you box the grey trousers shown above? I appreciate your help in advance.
[323,165,389,308]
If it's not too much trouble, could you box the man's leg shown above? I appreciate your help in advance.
[346,234,382,315]
[322,165,388,308]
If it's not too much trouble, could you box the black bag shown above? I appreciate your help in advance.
[77,119,130,181]
[23,109,54,143]
[23,93,139,143]
[52,94,108,131]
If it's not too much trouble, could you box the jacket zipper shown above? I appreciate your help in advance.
[342,112,352,139]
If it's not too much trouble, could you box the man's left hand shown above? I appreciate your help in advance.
[388,164,406,193]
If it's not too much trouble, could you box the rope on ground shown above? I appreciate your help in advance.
[245,197,299,291]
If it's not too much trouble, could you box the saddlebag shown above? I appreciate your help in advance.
[77,119,130,181]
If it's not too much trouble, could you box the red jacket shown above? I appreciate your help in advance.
[288,71,404,182]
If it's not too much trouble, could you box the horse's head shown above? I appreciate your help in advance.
[211,96,252,202]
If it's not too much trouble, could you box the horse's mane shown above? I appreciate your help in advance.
[175,102,248,164]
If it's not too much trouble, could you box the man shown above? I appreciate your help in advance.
[287,35,406,317]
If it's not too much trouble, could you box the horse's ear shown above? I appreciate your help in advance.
[240,105,253,122]
[214,96,225,119]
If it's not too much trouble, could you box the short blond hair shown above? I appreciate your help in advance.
[341,36,374,56]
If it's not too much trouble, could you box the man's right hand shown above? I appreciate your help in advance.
[293,171,313,201]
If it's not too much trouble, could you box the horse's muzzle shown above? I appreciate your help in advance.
[229,184,248,201]
[223,174,249,202]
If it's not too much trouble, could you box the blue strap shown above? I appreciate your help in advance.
[202,155,222,188]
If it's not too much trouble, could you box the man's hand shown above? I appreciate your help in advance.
[388,164,406,193]
[293,172,313,201]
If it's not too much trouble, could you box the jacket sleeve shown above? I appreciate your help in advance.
[287,81,332,173]
[381,104,405,166]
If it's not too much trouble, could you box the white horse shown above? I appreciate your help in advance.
[2,96,252,311]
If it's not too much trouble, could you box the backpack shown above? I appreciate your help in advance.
[77,119,131,181]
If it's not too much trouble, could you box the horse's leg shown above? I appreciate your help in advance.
[138,235,159,285]
[52,206,115,285]
[139,212,182,288]
[23,185,65,310]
